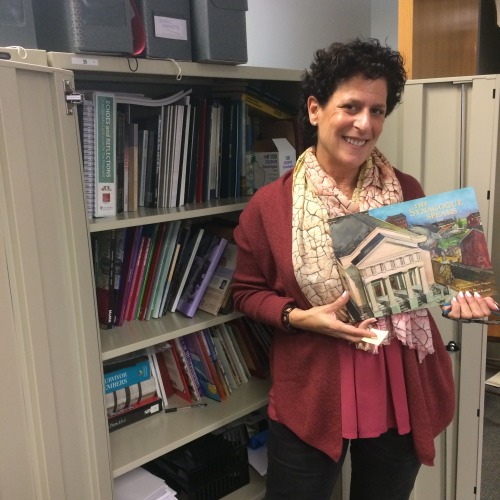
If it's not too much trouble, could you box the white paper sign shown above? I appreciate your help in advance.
[154,16,188,41]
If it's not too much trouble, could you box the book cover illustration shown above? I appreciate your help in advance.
[329,187,496,322]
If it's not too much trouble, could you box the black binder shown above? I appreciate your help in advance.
[137,0,192,60]
[32,0,134,55]
[0,0,37,49]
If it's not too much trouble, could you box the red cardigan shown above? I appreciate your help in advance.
[232,168,455,466]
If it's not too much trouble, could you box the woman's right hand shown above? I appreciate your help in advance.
[288,291,378,344]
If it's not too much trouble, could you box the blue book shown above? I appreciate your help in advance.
[329,187,496,322]
[103,355,151,394]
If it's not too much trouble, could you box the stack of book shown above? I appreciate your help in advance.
[150,319,272,406]
[104,353,163,432]
[78,84,298,218]
[91,221,238,329]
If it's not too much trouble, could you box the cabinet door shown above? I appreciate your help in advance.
[0,59,112,499]
[401,75,500,499]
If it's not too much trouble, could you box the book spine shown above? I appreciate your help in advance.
[94,93,117,217]
[103,358,151,394]
[108,396,163,432]
[177,336,203,400]
[81,98,95,218]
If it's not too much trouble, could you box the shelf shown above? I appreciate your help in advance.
[110,377,271,477]
[88,197,250,233]
[101,311,244,361]
[46,51,302,83]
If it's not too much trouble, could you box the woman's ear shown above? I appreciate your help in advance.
[307,96,319,126]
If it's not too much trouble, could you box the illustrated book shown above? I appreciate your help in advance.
[329,187,496,322]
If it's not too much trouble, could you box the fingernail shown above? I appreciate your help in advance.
[474,292,481,298]
[342,291,347,297]
[459,291,464,298]
[465,291,472,297]
[452,297,458,302]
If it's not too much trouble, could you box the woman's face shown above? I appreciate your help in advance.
[308,75,388,177]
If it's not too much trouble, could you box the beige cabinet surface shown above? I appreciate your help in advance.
[0,54,302,499]
[401,75,500,499]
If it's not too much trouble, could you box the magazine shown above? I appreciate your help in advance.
[329,187,496,322]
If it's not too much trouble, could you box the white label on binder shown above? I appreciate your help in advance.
[154,16,188,41]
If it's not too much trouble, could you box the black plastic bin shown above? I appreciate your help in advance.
[144,423,250,499]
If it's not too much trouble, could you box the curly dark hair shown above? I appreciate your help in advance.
[300,38,407,148]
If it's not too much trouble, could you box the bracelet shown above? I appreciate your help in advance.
[281,303,300,333]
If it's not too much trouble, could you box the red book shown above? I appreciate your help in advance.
[116,226,143,326]
[124,235,148,321]
[165,341,192,403]
[138,223,167,320]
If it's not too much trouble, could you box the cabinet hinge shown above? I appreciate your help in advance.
[477,408,480,417]
[493,89,496,99]
[487,190,491,200]
[63,79,84,115]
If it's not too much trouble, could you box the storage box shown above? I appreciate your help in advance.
[253,138,296,189]
[0,0,37,49]
[137,0,192,60]
[143,423,250,500]
[190,0,248,64]
[32,0,134,55]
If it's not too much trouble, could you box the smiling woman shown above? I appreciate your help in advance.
[231,37,499,500]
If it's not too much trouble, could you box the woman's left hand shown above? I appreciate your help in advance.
[441,291,499,321]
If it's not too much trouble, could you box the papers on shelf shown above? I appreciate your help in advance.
[485,371,500,388]
[113,467,177,500]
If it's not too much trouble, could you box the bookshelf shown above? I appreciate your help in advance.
[0,53,301,499]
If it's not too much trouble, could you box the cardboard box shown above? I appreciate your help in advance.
[253,138,296,189]
[190,0,248,64]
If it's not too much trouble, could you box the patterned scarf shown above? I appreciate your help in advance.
[292,147,434,361]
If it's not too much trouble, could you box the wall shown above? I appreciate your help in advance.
[245,0,398,70]
[245,0,401,165]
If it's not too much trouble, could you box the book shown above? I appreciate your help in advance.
[222,323,251,382]
[108,395,163,432]
[127,122,140,211]
[230,319,268,379]
[172,337,202,401]
[146,221,180,320]
[103,354,151,394]
[329,187,496,322]
[196,330,228,400]
[210,325,240,389]
[86,92,117,218]
[138,223,167,320]
[167,226,206,313]
[164,341,192,402]
[150,221,182,319]
[81,96,96,218]
[198,241,238,315]
[105,376,157,415]
[213,90,292,120]
[92,230,117,329]
[182,333,222,402]
[201,329,232,397]
[116,226,143,326]
[176,234,228,318]
[147,345,174,407]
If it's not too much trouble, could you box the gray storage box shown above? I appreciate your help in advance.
[32,0,134,55]
[0,0,37,49]
[138,0,192,60]
[190,0,248,64]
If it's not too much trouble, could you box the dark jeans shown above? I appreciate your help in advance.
[265,420,421,500]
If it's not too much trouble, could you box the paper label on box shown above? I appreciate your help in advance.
[154,16,188,41]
